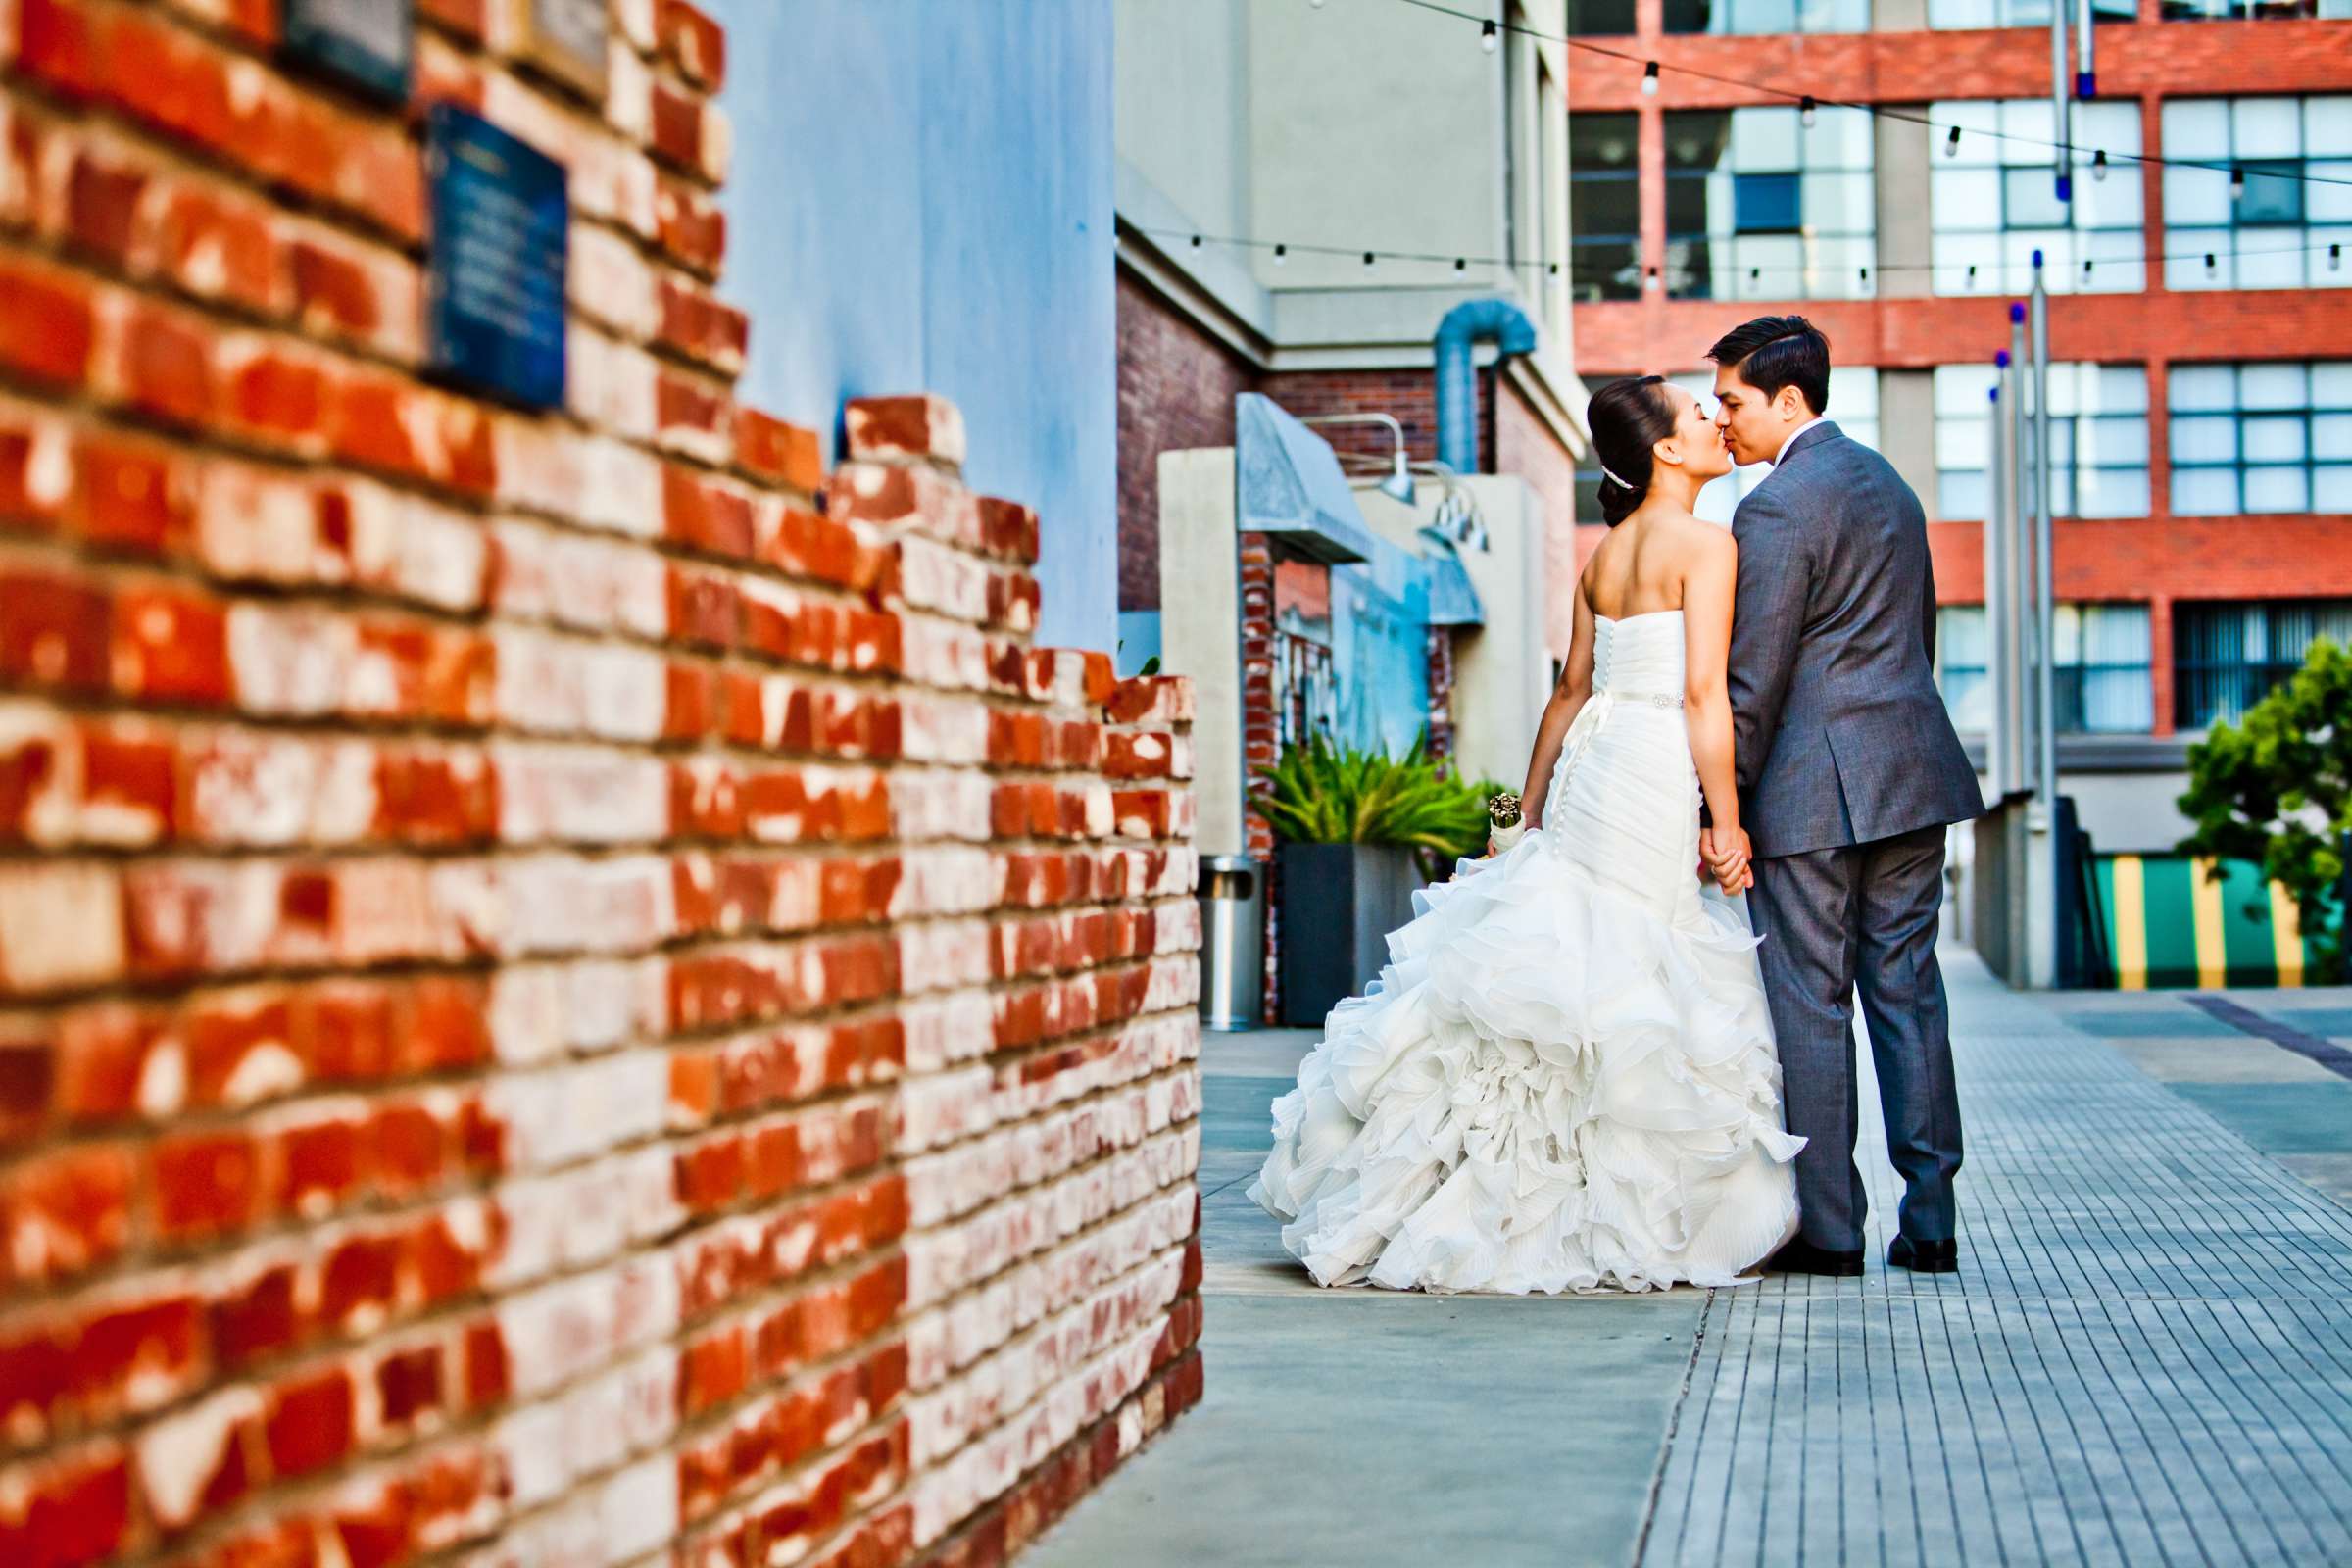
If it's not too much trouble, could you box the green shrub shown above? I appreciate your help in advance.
[2178,638,2352,983]
[1249,727,1507,863]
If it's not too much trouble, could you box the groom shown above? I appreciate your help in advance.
[1700,317,1985,1277]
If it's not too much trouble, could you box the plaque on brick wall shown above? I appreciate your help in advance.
[518,0,610,98]
[282,0,412,103]
[424,105,568,412]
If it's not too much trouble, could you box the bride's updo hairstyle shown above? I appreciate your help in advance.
[1587,374,1675,526]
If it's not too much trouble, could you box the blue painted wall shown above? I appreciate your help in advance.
[704,0,1118,654]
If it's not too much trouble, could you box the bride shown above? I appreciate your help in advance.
[1248,375,1804,1294]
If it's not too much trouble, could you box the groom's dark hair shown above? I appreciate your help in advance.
[1708,316,1830,417]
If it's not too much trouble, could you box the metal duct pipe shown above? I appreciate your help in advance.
[1434,298,1540,475]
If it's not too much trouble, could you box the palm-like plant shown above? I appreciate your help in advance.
[1249,727,1506,861]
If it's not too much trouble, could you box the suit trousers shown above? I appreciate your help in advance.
[1744,823,1964,1252]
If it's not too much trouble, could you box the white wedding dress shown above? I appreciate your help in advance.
[1249,611,1803,1294]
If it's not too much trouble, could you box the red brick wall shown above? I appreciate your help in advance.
[0,5,1204,1567]
[1114,271,1252,613]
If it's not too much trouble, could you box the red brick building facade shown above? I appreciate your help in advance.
[1571,3,2352,827]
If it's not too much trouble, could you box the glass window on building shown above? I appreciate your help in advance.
[1670,368,1881,523]
[1940,604,2153,732]
[1936,606,1991,732]
[1933,363,2151,520]
[2053,604,2154,732]
[2175,599,2352,727]
[1930,100,2145,295]
[2164,0,2352,21]
[2169,362,2352,515]
[1571,113,1642,302]
[1931,0,2132,25]
[2163,97,2352,292]
[1568,0,1638,32]
[1661,0,1870,33]
[1664,107,1876,301]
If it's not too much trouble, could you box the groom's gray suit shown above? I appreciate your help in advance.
[1726,419,1984,1253]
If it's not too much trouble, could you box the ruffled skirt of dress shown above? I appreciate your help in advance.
[1246,826,1804,1295]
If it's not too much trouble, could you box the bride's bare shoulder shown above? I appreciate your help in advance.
[1660,509,1737,563]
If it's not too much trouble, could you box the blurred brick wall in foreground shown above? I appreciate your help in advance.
[0,1,1205,1564]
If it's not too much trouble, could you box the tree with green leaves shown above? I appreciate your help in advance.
[2177,638,2352,983]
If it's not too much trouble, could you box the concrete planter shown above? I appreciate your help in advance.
[1276,840,1423,1027]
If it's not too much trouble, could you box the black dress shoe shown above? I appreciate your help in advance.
[1766,1238,1865,1277]
[1887,1235,1959,1274]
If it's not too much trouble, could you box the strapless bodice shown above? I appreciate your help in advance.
[1593,610,1685,699]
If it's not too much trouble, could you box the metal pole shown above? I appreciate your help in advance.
[2030,252,2058,812]
[2051,0,2074,204]
[2076,0,2097,98]
[2006,307,2032,801]
[1986,369,2010,804]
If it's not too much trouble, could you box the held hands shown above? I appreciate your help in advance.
[1698,824,1755,896]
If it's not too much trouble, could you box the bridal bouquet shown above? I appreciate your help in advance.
[1487,790,1525,853]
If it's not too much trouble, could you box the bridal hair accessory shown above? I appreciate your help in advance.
[1597,462,1635,490]
[1487,791,1526,853]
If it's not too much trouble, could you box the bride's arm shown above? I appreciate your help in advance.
[1683,531,1746,867]
[1518,581,1596,831]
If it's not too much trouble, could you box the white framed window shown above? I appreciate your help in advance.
[1931,100,2145,296]
[1664,106,1877,302]
[2169,361,2352,515]
[2162,97,2352,292]
[1934,363,2150,520]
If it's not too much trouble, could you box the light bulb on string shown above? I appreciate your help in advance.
[1548,262,1560,276]
[1644,266,1662,293]
[1190,234,1202,250]
[1363,251,1376,270]
[1800,97,1817,128]
[1642,61,1659,96]
[1481,19,1498,51]
[1273,243,1288,267]
[2091,149,2109,182]
[1966,264,1978,289]
[2204,252,2219,279]
[2082,260,2094,282]
[2332,243,2344,273]
[1454,257,1467,272]
[1858,266,1870,287]
[2230,166,2246,200]
[1944,125,1962,158]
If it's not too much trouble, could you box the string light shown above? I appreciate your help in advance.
[1380,0,2352,194]
[2205,252,2220,279]
[1132,226,2343,286]
[2082,259,2094,280]
[1945,125,1962,158]
[1642,61,1659,96]
[2230,166,2247,200]
[1645,266,1662,292]
[1800,96,1817,128]
[2092,149,2108,182]
[1481,18,1498,50]
[1859,266,1871,286]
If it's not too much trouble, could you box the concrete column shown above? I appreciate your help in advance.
[1878,368,1940,521]
[1875,109,1934,302]
[1156,449,1246,856]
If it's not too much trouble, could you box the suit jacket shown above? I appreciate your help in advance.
[1725,420,1984,858]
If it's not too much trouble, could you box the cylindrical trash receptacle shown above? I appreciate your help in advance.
[1198,853,1264,1031]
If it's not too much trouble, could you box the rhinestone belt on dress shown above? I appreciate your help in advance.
[1605,689,1684,709]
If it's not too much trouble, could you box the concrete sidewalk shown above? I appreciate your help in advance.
[1028,954,2352,1568]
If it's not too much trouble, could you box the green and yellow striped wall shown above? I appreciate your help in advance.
[2094,855,2317,990]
